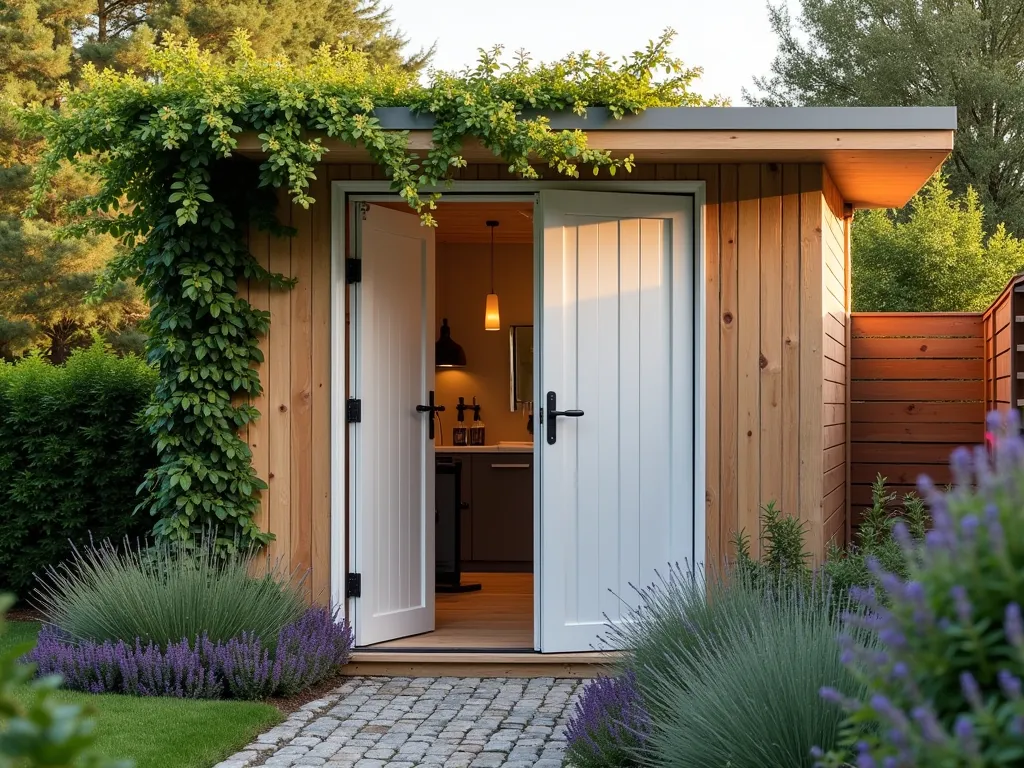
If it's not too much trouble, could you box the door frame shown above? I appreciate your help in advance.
[329,180,707,650]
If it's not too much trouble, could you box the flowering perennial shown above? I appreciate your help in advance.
[28,607,351,700]
[816,409,1024,766]
[566,672,650,768]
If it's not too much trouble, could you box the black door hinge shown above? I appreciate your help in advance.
[346,258,362,284]
[346,398,362,423]
[346,573,362,598]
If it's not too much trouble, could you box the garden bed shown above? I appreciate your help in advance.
[5,621,283,768]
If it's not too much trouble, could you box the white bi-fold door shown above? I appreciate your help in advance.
[538,190,696,653]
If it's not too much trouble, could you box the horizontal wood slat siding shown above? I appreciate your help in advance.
[849,312,984,513]
[821,169,848,550]
[982,280,1015,414]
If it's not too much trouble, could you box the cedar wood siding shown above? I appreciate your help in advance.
[246,161,847,605]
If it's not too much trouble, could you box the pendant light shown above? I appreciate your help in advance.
[485,220,500,331]
[435,318,467,367]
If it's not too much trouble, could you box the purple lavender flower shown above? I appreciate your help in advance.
[998,669,1022,701]
[566,672,650,763]
[1006,603,1024,648]
[960,672,983,709]
[26,608,352,700]
[950,585,973,625]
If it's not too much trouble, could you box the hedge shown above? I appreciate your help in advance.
[0,341,157,597]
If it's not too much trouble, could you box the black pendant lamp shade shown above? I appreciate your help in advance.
[436,318,467,367]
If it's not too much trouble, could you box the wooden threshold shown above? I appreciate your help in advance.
[344,650,619,679]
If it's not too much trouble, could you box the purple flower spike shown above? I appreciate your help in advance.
[999,669,1022,700]
[954,715,978,756]
[912,706,946,745]
[960,672,983,709]
[959,515,979,542]
[950,585,973,625]
[949,446,973,486]
[1006,603,1024,648]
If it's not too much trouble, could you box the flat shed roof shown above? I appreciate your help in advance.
[235,107,956,208]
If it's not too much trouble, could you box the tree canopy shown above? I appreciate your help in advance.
[852,174,1024,312]
[0,0,428,361]
[749,0,1024,236]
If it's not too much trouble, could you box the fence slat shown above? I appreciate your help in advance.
[851,314,984,338]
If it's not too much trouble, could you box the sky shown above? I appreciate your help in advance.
[384,0,782,104]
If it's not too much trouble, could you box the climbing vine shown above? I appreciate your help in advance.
[26,30,718,549]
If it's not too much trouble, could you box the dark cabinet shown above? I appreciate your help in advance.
[470,454,533,563]
[436,453,473,561]
[435,451,533,567]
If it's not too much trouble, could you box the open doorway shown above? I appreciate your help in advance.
[359,199,537,651]
[344,186,698,654]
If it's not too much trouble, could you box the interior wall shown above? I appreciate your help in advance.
[434,242,535,446]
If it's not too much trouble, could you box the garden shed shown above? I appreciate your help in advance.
[218,106,956,655]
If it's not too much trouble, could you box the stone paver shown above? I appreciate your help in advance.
[214,676,583,768]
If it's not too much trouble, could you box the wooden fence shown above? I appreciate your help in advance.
[849,313,986,513]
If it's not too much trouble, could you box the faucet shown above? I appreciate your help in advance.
[456,397,481,421]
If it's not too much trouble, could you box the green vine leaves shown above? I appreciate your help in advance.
[25,29,719,550]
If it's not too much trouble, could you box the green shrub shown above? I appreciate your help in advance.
[32,536,306,648]
[635,575,860,768]
[733,500,812,588]
[604,566,773,724]
[821,474,929,598]
[0,594,130,768]
[0,340,156,597]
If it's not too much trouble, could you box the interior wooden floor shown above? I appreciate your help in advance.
[365,572,534,650]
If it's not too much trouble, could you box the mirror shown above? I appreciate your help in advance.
[509,325,533,411]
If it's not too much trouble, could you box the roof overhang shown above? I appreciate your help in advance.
[234,106,956,209]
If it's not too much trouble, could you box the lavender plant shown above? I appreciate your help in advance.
[27,607,352,701]
[32,535,306,649]
[565,672,649,768]
[817,409,1024,767]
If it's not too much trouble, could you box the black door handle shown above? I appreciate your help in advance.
[545,390,584,444]
[416,390,445,440]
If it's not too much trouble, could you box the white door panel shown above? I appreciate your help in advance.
[351,203,435,647]
[539,191,695,653]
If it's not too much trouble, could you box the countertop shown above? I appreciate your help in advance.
[435,445,534,454]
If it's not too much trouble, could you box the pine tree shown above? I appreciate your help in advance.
[0,0,428,360]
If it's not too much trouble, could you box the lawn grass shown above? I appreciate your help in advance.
[3,621,283,768]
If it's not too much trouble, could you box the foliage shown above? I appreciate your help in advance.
[817,409,1024,767]
[27,31,716,548]
[634,574,857,768]
[1,0,431,365]
[32,536,306,649]
[601,566,772,726]
[28,606,352,701]
[822,474,929,598]
[0,217,147,362]
[565,672,649,768]
[749,0,1024,237]
[0,594,130,768]
[733,500,811,584]
[851,175,1024,312]
[0,340,156,598]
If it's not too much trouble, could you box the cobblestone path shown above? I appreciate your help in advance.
[215,676,584,768]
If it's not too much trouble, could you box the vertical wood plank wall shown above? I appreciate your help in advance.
[246,160,845,599]
[849,313,985,512]
[247,171,332,606]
